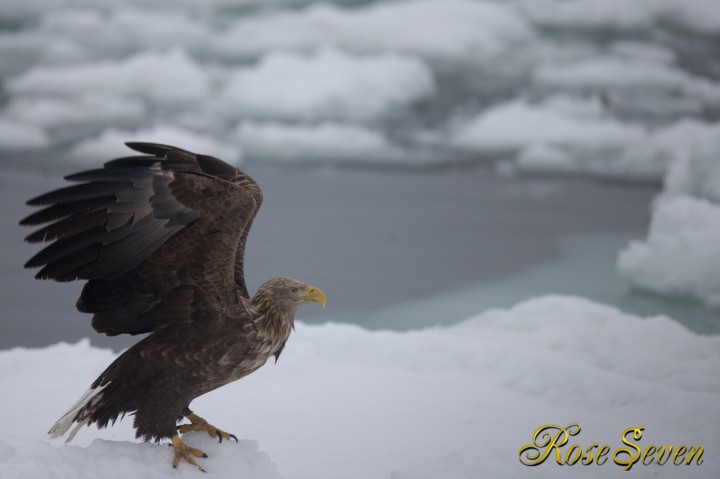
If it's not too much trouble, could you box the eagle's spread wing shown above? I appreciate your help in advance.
[20,142,263,336]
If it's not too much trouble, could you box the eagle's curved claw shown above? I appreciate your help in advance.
[178,412,238,444]
[171,435,207,472]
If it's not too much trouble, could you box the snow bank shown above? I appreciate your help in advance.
[0,296,718,479]
[0,436,282,479]
[216,48,435,122]
[618,133,720,305]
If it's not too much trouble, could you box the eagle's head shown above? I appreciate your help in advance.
[252,277,327,315]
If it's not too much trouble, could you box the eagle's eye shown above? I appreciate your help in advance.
[291,287,298,293]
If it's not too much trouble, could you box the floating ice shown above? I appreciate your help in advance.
[0,0,719,176]
[213,0,534,61]
[70,126,242,165]
[9,49,211,107]
[215,48,436,122]
[534,55,720,111]
[236,121,412,164]
[521,0,720,34]
[618,131,720,305]
[452,97,645,153]
[618,196,720,306]
[0,119,49,150]
[3,94,146,132]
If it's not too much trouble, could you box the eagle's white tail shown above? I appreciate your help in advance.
[48,384,107,442]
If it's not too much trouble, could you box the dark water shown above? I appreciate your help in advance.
[1,164,715,352]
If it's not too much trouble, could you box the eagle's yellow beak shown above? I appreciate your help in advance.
[301,286,327,309]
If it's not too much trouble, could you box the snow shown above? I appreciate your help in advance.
[0,296,718,478]
[0,119,49,150]
[1,0,719,174]
[0,436,282,479]
[642,0,720,34]
[236,121,412,164]
[34,7,212,58]
[215,48,435,122]
[70,126,242,165]
[449,96,670,179]
[618,196,720,306]
[213,0,534,61]
[534,56,720,107]
[450,94,720,181]
[9,49,211,107]
[521,0,720,34]
[520,0,653,31]
[2,1,718,473]
[618,132,720,305]
[452,96,645,153]
[3,95,146,132]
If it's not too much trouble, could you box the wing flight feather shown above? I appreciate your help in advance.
[20,142,263,336]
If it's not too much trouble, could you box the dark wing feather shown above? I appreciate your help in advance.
[21,142,263,336]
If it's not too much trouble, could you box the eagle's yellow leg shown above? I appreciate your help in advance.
[178,412,238,443]
[171,434,207,472]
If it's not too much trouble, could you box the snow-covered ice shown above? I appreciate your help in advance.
[618,134,720,305]
[2,0,719,177]
[215,48,435,122]
[451,96,645,153]
[520,0,720,34]
[9,49,211,107]
[0,119,49,150]
[236,121,412,164]
[619,195,720,305]
[69,125,242,165]
[212,0,534,61]
[1,296,718,478]
[3,95,146,133]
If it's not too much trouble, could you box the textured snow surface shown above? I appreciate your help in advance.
[1,0,719,177]
[618,134,720,305]
[0,296,718,478]
[214,48,436,122]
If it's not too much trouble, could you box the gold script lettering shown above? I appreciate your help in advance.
[685,446,704,465]
[518,424,581,466]
[613,426,644,471]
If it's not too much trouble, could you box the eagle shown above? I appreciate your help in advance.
[20,142,326,471]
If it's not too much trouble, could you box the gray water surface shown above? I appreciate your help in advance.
[2,164,715,352]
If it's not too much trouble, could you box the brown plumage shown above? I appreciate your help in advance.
[20,142,326,469]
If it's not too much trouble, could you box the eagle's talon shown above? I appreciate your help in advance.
[171,435,207,471]
[179,412,236,444]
